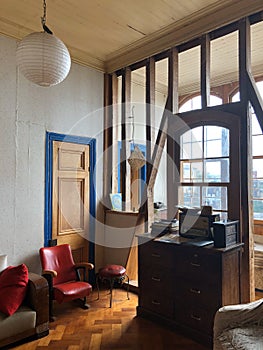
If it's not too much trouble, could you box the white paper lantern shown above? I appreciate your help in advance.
[16,31,71,87]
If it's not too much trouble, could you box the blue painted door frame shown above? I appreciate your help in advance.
[44,132,96,277]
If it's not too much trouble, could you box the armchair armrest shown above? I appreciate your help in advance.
[74,262,94,282]
[42,269,58,277]
[75,262,94,270]
[26,272,49,334]
[214,298,263,338]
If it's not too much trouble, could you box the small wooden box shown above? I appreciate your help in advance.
[213,220,239,248]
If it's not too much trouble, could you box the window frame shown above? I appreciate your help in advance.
[179,124,230,219]
[174,110,241,223]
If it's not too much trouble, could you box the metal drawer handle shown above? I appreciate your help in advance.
[190,288,201,294]
[152,277,161,282]
[152,253,161,258]
[191,314,201,321]
[190,262,201,267]
[152,300,161,305]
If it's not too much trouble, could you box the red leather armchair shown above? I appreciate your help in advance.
[39,244,94,320]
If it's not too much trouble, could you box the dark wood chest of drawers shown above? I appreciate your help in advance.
[137,235,242,347]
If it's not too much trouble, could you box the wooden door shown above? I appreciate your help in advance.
[52,141,90,263]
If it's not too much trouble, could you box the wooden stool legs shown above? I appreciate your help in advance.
[96,267,129,308]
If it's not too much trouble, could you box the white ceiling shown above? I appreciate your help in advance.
[0,0,263,74]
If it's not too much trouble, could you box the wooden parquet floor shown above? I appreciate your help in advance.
[10,288,209,350]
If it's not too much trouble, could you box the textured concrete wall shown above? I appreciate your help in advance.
[0,35,104,272]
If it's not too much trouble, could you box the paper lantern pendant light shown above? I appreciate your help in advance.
[16,0,71,87]
[128,145,146,170]
[17,32,71,87]
[127,106,146,170]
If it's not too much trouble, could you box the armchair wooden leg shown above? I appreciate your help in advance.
[49,299,55,322]
[126,274,130,300]
[42,274,55,322]
[82,296,90,309]
[96,273,100,300]
[109,278,114,308]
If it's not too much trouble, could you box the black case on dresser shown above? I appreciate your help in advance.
[137,234,242,347]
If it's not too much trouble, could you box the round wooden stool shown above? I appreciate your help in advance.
[96,264,129,308]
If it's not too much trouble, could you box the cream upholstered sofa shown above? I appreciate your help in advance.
[0,255,49,348]
[213,298,263,349]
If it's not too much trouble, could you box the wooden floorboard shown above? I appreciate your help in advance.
[9,288,210,350]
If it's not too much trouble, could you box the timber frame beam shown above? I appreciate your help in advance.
[103,11,263,302]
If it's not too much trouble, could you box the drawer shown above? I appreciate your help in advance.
[139,241,175,268]
[140,265,175,296]
[140,292,174,318]
[176,279,220,308]
[175,248,220,282]
[174,301,215,334]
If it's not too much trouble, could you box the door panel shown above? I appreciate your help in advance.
[52,141,90,263]
[59,178,85,234]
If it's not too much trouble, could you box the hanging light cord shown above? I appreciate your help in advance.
[41,0,53,34]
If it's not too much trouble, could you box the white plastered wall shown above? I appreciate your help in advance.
[0,35,104,273]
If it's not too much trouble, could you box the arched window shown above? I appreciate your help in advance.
[179,95,223,113]
[173,90,241,225]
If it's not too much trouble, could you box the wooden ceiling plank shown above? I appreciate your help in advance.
[106,0,263,72]
[0,1,262,77]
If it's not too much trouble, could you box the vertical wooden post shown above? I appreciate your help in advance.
[145,57,156,230]
[168,48,179,115]
[121,68,131,211]
[112,73,119,194]
[126,60,156,283]
[146,58,156,163]
[167,48,179,220]
[239,17,254,302]
[201,34,211,108]
[103,73,113,209]
[126,94,172,288]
